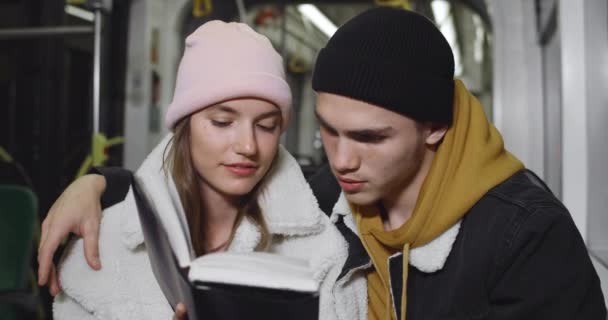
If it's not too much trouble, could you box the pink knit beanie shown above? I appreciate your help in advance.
[165,20,292,130]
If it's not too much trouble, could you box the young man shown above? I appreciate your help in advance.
[39,7,605,320]
[308,7,606,319]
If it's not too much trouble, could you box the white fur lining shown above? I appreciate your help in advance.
[409,220,461,273]
[330,193,358,233]
[119,190,144,250]
[228,217,261,253]
[330,192,462,273]
[255,143,325,235]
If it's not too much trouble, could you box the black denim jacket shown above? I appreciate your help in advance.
[325,170,607,320]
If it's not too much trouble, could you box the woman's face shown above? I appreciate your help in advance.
[189,98,282,197]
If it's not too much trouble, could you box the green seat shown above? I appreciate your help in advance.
[0,185,38,320]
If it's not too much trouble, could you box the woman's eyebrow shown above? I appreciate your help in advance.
[211,105,239,114]
[255,110,281,121]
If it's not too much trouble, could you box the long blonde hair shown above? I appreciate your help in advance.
[163,117,270,256]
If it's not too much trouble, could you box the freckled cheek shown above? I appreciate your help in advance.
[190,139,212,158]
[188,148,215,183]
[191,124,235,155]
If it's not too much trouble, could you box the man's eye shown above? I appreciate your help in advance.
[320,126,338,136]
[353,133,386,143]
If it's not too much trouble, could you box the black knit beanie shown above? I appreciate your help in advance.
[312,7,455,125]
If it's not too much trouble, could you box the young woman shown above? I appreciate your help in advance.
[50,20,351,320]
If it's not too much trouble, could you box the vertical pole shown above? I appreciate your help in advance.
[93,8,102,136]
[235,0,247,22]
[279,4,288,146]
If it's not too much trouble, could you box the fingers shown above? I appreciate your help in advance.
[38,216,65,286]
[48,263,62,296]
[38,217,73,285]
[38,215,50,254]
[37,217,51,285]
[82,218,102,270]
[173,303,187,320]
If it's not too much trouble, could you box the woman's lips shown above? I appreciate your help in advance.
[224,163,258,177]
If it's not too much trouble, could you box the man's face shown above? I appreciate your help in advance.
[316,93,440,206]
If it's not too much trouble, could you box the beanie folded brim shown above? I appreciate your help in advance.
[165,72,292,130]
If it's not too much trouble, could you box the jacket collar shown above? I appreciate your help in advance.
[330,192,462,274]
[121,134,325,257]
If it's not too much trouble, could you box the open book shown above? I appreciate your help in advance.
[131,176,320,320]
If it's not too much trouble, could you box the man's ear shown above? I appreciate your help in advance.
[425,124,448,146]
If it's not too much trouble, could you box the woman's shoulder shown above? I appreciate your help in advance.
[56,193,171,319]
[58,193,139,290]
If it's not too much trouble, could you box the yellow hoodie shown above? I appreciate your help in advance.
[354,80,524,320]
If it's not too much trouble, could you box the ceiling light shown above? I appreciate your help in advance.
[65,4,94,22]
[297,4,337,38]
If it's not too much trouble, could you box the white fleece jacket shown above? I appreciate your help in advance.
[53,135,357,320]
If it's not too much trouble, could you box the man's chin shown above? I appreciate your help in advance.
[343,192,378,207]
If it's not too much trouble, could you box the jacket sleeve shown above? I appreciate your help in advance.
[488,206,607,319]
[90,166,133,210]
[53,293,98,320]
